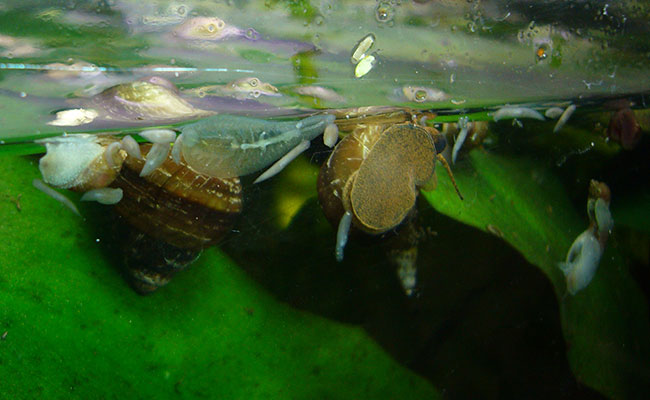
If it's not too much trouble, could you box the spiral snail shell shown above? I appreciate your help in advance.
[110,143,242,294]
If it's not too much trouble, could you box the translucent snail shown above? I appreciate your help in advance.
[139,113,336,183]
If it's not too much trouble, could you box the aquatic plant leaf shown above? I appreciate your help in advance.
[0,155,439,399]
[423,150,650,399]
[611,190,650,234]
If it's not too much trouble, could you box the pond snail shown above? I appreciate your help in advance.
[317,121,463,262]
[35,113,336,292]
[110,143,242,294]
[558,180,613,295]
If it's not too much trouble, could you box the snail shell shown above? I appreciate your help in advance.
[318,123,438,235]
[110,143,242,293]
[88,79,210,123]
[37,135,126,191]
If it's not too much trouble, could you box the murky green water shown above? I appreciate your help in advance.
[0,1,649,399]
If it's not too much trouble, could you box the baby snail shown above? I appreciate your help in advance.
[317,121,463,262]
[558,180,613,295]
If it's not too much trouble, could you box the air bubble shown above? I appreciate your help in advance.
[375,2,394,23]
[414,90,427,102]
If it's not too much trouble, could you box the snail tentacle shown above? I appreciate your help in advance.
[121,135,143,160]
[553,104,576,133]
[335,211,353,262]
[451,116,469,164]
[171,133,184,165]
[139,129,177,144]
[254,140,310,184]
[32,178,81,216]
[103,142,123,169]
[140,143,170,177]
[80,187,124,204]
[435,154,463,200]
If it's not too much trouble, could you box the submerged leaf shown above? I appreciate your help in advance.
[0,155,439,399]
[423,150,650,398]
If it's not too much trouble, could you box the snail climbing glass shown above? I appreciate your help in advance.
[0,1,649,399]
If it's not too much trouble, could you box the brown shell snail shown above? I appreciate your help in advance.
[317,121,462,262]
[110,144,242,294]
[34,112,336,293]
[36,134,242,294]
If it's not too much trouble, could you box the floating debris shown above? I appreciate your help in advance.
[355,55,376,78]
[47,108,98,127]
[351,34,375,64]
[394,247,418,297]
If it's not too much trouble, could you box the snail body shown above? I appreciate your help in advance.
[178,113,335,178]
[558,180,613,295]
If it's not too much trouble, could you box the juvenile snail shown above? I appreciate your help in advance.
[558,180,613,295]
[317,122,462,262]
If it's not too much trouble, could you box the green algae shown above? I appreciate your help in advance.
[423,150,650,399]
[0,155,439,400]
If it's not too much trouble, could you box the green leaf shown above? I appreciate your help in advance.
[0,155,439,399]
[423,150,650,398]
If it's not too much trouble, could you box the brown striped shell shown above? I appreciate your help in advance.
[111,144,242,293]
